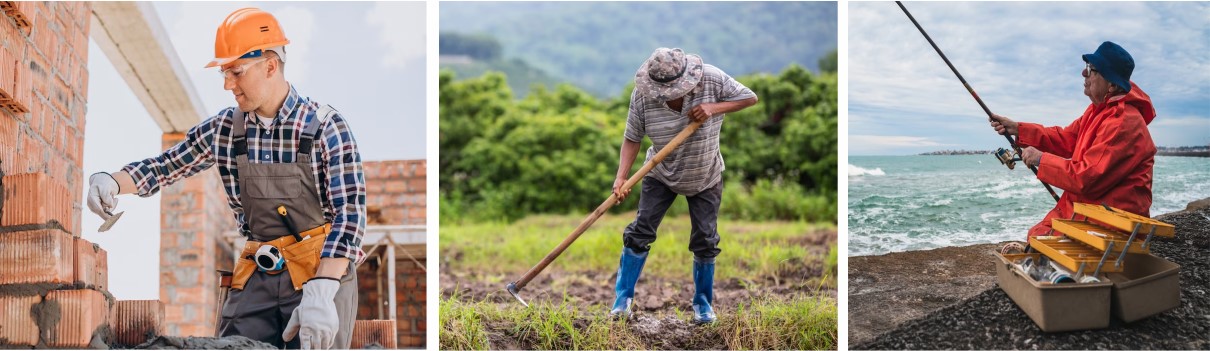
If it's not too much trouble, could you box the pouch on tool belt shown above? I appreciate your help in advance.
[232,244,259,290]
[230,223,330,290]
[281,233,326,290]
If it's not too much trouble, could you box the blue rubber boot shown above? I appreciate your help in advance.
[609,247,648,320]
[692,258,717,324]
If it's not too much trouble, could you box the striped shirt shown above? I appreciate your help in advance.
[121,85,368,263]
[625,64,756,195]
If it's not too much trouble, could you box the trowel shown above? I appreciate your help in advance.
[98,210,124,232]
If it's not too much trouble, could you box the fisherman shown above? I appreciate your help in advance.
[609,48,758,324]
[85,8,365,349]
[990,41,1155,252]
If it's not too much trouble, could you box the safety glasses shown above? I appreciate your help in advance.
[220,58,268,80]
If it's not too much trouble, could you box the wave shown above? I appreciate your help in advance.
[849,164,886,177]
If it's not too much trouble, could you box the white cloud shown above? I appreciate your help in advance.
[849,2,1210,151]
[851,135,950,148]
[366,1,427,70]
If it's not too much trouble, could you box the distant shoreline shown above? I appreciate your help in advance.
[914,149,1210,157]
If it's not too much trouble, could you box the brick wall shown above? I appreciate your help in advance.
[0,2,111,348]
[356,160,427,348]
[158,133,236,337]
[0,1,89,235]
[363,160,426,226]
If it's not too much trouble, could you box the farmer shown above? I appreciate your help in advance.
[609,48,758,324]
[85,8,365,349]
[990,41,1155,251]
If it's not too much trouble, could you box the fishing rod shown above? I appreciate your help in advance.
[896,1,1061,202]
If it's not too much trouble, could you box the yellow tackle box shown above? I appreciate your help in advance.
[996,252,1112,332]
[996,203,1180,332]
[1029,236,1123,274]
[1073,203,1175,237]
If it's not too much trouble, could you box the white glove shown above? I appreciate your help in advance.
[283,278,340,349]
[86,173,120,220]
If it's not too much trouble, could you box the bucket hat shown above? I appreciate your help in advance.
[1082,41,1134,93]
[634,48,703,102]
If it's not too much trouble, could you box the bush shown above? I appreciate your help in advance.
[440,64,837,223]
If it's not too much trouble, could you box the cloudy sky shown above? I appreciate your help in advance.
[849,2,1210,155]
[80,2,426,300]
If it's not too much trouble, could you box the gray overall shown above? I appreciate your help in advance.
[217,107,358,349]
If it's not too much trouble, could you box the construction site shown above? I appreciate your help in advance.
[0,2,426,349]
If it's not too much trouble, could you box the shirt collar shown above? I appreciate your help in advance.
[239,84,303,127]
[276,84,302,122]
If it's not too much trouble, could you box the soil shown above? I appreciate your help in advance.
[441,227,837,349]
[854,204,1210,350]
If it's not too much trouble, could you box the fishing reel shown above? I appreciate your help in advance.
[994,147,1022,170]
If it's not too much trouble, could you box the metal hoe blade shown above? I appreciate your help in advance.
[98,211,124,232]
[506,282,529,308]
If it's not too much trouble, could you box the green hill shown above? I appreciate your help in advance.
[440,2,837,97]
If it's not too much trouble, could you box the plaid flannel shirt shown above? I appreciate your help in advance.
[121,86,367,263]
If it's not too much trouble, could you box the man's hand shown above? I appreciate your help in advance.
[688,103,719,123]
[989,113,1019,137]
[87,173,120,220]
[612,177,631,202]
[1021,147,1044,167]
[283,278,340,349]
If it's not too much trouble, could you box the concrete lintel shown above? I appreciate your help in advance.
[91,2,206,133]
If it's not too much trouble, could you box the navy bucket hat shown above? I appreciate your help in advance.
[1082,41,1134,93]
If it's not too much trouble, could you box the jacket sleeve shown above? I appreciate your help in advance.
[1017,117,1082,159]
[317,112,367,261]
[1035,113,1149,198]
[120,112,222,196]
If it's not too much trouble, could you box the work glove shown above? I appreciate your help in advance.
[86,172,120,220]
[283,278,341,349]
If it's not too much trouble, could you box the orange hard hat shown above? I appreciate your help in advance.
[205,8,290,68]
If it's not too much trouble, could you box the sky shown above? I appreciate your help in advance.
[79,2,426,300]
[849,2,1210,156]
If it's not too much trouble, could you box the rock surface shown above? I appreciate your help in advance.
[852,204,1210,350]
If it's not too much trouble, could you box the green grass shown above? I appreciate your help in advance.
[440,294,837,350]
[440,213,834,283]
[718,297,838,350]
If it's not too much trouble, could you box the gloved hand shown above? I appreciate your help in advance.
[86,172,120,220]
[283,278,340,349]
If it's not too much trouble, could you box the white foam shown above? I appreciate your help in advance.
[849,164,886,177]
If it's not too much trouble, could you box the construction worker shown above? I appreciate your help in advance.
[85,8,365,349]
[991,41,1155,252]
[610,48,758,324]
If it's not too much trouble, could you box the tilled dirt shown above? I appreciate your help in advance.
[855,205,1210,350]
[442,227,837,349]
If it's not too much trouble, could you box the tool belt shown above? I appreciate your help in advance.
[232,223,331,291]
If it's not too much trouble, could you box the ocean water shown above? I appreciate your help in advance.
[848,155,1210,256]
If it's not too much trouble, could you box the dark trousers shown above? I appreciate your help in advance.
[218,262,358,349]
[623,177,723,260]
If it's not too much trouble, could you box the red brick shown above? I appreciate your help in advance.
[0,295,40,346]
[1,172,74,231]
[351,320,397,349]
[111,300,165,347]
[0,229,74,285]
[3,1,34,31]
[1,51,30,113]
[45,289,109,348]
[48,73,67,118]
[74,237,107,290]
[0,45,14,100]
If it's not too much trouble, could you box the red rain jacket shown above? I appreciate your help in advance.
[1018,82,1156,238]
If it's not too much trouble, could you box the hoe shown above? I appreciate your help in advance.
[506,120,704,307]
